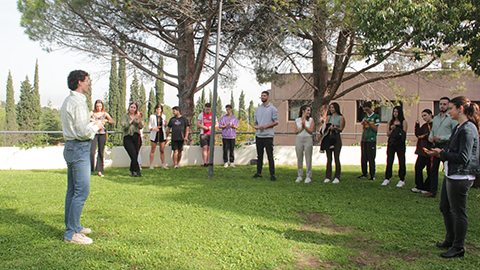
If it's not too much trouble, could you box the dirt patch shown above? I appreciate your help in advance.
[294,251,324,269]
[298,212,352,234]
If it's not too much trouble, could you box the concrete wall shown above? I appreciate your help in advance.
[0,145,418,170]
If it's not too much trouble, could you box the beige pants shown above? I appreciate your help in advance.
[296,136,313,178]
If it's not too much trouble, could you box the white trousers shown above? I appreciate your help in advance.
[295,136,313,178]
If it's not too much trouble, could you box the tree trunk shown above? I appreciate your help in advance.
[311,4,331,143]
[177,15,196,128]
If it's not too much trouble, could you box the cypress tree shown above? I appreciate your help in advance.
[155,56,164,105]
[5,71,17,131]
[192,89,206,145]
[86,75,93,110]
[216,95,223,118]
[17,76,34,131]
[248,100,255,126]
[107,50,119,130]
[31,60,42,130]
[138,81,147,123]
[238,90,246,121]
[129,70,139,104]
[148,88,155,118]
[118,41,127,117]
[230,91,236,117]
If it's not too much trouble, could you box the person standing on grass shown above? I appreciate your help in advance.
[166,106,190,168]
[149,104,168,170]
[382,106,408,187]
[412,109,434,193]
[357,101,379,181]
[197,103,218,167]
[423,97,457,198]
[426,96,480,258]
[61,70,104,245]
[323,102,345,184]
[90,99,115,178]
[121,102,144,177]
[252,91,279,181]
[294,105,315,183]
[220,104,239,168]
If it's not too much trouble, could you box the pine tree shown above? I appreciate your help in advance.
[248,100,255,126]
[86,75,93,110]
[209,89,213,104]
[17,76,34,131]
[118,42,127,116]
[148,88,156,118]
[155,56,165,105]
[129,70,140,104]
[230,91,236,117]
[5,71,17,131]
[31,60,42,130]
[108,50,119,130]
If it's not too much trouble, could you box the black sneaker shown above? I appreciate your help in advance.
[270,175,277,181]
[136,171,142,177]
[129,171,134,177]
[203,163,208,167]
[357,175,367,179]
[369,177,375,181]
[252,173,263,178]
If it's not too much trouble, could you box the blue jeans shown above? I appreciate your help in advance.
[63,140,91,240]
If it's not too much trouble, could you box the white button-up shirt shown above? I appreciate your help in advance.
[60,91,98,141]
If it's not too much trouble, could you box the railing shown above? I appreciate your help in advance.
[0,130,416,147]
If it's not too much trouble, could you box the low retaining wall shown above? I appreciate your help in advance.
[0,145,418,170]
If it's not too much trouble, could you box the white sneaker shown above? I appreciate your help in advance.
[295,177,303,183]
[396,180,405,187]
[150,164,154,169]
[174,165,179,169]
[332,178,340,184]
[80,227,91,234]
[177,164,181,168]
[224,162,229,168]
[381,179,390,186]
[66,233,93,245]
[305,177,311,183]
[230,163,235,167]
[324,178,331,183]
[411,187,421,193]
[162,164,169,169]
[420,190,429,194]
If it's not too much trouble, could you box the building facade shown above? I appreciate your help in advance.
[268,71,480,146]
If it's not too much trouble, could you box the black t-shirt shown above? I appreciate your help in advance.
[167,116,190,141]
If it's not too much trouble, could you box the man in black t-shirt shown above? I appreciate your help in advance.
[166,106,190,168]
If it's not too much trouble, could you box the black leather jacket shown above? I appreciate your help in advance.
[440,121,480,176]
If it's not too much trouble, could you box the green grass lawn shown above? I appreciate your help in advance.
[1,165,480,269]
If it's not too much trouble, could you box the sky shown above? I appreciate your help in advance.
[0,1,266,110]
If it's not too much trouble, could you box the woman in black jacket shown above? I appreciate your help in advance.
[427,96,480,258]
[382,106,408,187]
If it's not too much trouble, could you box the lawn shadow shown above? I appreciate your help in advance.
[0,207,63,241]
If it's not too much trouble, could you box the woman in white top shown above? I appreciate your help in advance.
[149,104,168,169]
[323,102,345,184]
[294,105,315,183]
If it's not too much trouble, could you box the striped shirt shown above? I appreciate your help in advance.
[61,91,99,141]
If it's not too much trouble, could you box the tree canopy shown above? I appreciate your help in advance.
[18,0,268,123]
[245,0,464,131]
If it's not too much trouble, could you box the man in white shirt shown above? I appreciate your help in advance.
[61,70,103,245]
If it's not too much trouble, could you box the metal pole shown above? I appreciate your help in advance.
[208,0,223,179]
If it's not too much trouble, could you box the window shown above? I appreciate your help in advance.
[288,100,311,121]
[356,100,402,123]
[434,100,480,115]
